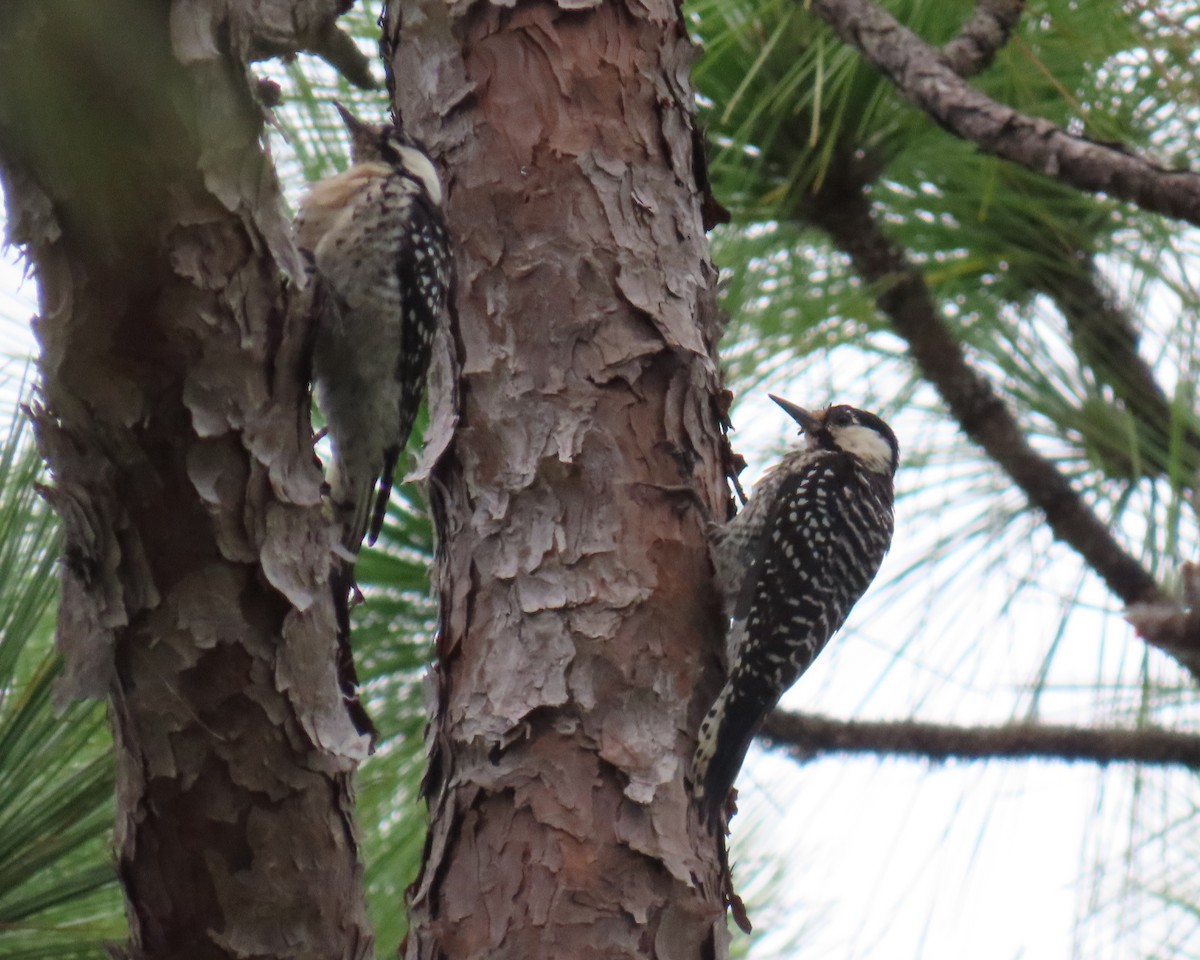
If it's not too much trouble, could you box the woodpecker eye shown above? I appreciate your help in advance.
[828,408,854,428]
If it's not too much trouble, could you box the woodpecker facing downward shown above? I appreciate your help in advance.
[694,395,898,827]
[295,102,451,553]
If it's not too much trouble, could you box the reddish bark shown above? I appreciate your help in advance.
[383,1,732,955]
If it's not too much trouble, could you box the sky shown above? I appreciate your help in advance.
[2,94,1197,959]
[0,244,35,401]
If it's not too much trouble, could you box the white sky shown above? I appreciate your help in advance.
[0,244,36,402]
[3,117,1196,959]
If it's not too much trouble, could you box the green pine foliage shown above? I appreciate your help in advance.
[0,408,122,959]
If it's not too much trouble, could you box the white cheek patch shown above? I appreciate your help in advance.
[397,146,443,205]
[834,424,894,472]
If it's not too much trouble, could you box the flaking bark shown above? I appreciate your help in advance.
[384,0,733,955]
[0,2,372,957]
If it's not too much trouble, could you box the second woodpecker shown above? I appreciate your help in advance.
[693,395,898,827]
[295,102,452,553]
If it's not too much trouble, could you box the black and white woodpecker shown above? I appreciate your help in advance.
[295,102,452,554]
[693,395,899,827]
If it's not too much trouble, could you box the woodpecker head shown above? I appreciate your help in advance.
[333,101,443,205]
[770,394,899,476]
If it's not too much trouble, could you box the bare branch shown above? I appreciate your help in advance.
[800,168,1200,675]
[760,710,1200,768]
[1048,262,1167,424]
[1041,259,1200,477]
[1128,562,1200,652]
[805,0,1200,228]
[942,0,1025,78]
[303,23,376,90]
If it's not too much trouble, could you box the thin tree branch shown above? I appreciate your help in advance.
[1047,260,1168,425]
[760,710,1200,768]
[805,0,1200,228]
[941,0,1025,78]
[826,0,1199,472]
[881,0,1188,476]
[800,167,1200,676]
[1127,562,1200,654]
[1040,258,1200,477]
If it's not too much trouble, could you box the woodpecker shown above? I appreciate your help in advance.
[295,102,451,554]
[693,395,898,827]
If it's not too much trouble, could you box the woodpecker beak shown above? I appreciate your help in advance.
[332,100,366,133]
[769,394,819,434]
[332,101,376,160]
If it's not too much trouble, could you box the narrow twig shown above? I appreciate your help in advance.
[760,710,1200,768]
[941,0,1025,78]
[804,0,1200,228]
[800,167,1200,675]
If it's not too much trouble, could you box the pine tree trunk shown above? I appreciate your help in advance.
[0,3,372,957]
[385,2,732,955]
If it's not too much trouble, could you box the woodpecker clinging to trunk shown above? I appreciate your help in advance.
[693,395,898,828]
[295,102,451,554]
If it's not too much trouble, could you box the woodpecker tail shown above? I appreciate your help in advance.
[327,456,377,556]
[330,562,377,746]
[366,445,399,546]
[692,643,788,830]
[693,686,764,830]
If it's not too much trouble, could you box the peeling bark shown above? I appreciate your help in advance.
[0,2,372,957]
[384,1,732,955]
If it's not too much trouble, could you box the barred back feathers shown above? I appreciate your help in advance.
[295,102,451,554]
[694,395,898,827]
